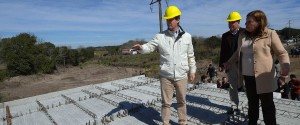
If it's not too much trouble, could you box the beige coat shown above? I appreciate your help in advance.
[228,28,290,94]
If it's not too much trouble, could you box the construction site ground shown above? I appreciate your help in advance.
[0,60,223,103]
[1,57,299,103]
[0,63,145,103]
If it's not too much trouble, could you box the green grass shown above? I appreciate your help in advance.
[94,50,108,57]
[99,53,160,68]
[98,53,160,77]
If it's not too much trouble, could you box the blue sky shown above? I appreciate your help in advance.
[0,0,300,48]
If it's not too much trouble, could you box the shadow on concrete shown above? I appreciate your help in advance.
[106,101,179,125]
[105,94,234,124]
[169,94,231,124]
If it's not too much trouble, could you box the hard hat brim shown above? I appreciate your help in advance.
[163,14,181,20]
[163,16,173,20]
[226,19,241,22]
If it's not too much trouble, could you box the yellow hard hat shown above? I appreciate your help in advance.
[226,11,242,22]
[163,6,181,19]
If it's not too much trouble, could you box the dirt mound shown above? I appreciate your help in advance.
[0,63,143,102]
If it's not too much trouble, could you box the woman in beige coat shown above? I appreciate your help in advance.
[225,10,290,125]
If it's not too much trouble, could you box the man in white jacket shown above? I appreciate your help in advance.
[132,6,196,125]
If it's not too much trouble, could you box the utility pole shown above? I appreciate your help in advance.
[158,0,162,32]
[150,0,165,32]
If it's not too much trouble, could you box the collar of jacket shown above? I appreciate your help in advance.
[231,28,240,35]
[243,28,270,42]
[167,28,179,38]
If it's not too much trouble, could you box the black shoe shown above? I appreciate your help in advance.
[227,108,234,114]
[238,87,244,92]
[234,108,240,114]
[234,108,240,111]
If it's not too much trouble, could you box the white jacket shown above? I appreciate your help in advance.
[139,30,197,81]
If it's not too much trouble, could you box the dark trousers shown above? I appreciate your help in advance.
[295,94,300,101]
[244,76,276,125]
[291,91,297,100]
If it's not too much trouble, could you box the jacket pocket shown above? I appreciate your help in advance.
[160,63,171,76]
[181,62,189,70]
[176,62,189,76]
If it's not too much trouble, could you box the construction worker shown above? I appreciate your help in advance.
[132,5,196,125]
[219,11,244,114]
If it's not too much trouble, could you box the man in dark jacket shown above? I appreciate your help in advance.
[219,11,244,114]
[288,74,300,100]
[276,76,289,99]
[206,64,216,81]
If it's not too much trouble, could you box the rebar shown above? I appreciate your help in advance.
[36,100,58,125]
[129,87,160,97]
[95,86,113,94]
[61,94,97,118]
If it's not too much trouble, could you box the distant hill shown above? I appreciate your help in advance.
[277,28,300,40]
[120,39,147,49]
[91,28,300,57]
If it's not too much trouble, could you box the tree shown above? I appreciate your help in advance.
[105,46,120,55]
[79,47,94,63]
[34,42,57,73]
[192,36,221,63]
[69,49,79,66]
[205,36,221,48]
[35,54,56,73]
[56,46,69,66]
[0,32,98,77]
[0,33,38,76]
[37,42,56,57]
